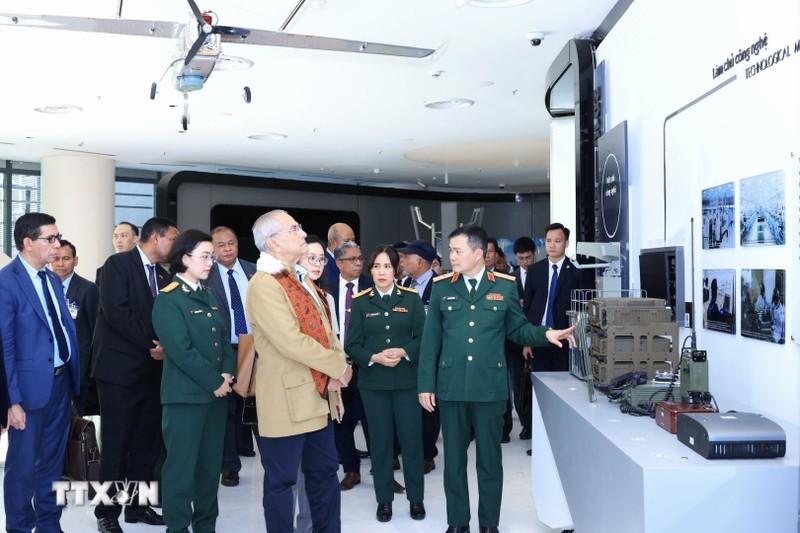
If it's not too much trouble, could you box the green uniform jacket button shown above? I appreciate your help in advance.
[207,313,212,318]
[470,305,476,310]
[468,338,474,343]
[469,321,475,327]
[214,342,219,347]
[212,327,216,332]
[497,362,502,367]
[385,325,390,330]
[386,339,391,344]
[467,356,473,361]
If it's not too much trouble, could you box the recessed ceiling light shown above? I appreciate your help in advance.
[34,105,82,114]
[424,99,474,110]
[214,55,254,71]
[465,0,533,6]
[248,133,288,140]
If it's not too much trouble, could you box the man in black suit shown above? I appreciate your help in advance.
[92,216,178,533]
[503,237,537,442]
[397,239,440,474]
[206,226,258,487]
[50,239,100,416]
[523,223,586,371]
[323,222,355,287]
[330,241,374,491]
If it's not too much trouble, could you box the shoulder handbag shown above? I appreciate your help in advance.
[232,333,258,426]
[64,416,101,485]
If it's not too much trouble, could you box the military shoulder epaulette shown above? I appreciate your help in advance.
[492,271,515,282]
[353,287,373,299]
[433,272,455,283]
[161,281,180,293]
[398,285,418,293]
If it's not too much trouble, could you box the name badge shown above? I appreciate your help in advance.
[190,309,203,315]
[366,312,381,318]
[442,296,458,301]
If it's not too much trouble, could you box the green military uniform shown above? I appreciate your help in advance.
[152,276,236,533]
[418,270,552,529]
[346,283,426,505]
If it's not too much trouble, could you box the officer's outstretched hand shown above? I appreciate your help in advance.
[545,322,578,349]
[419,392,436,413]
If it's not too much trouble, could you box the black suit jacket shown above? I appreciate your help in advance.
[330,274,374,340]
[323,249,341,288]
[523,258,583,330]
[91,249,170,387]
[65,273,100,414]
[401,272,434,306]
[205,258,257,337]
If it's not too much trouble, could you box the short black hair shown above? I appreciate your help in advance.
[305,234,326,249]
[59,239,77,258]
[14,212,56,251]
[545,222,570,240]
[168,229,212,274]
[448,225,488,256]
[141,217,177,242]
[513,237,536,255]
[366,244,399,274]
[486,237,498,250]
[117,221,139,236]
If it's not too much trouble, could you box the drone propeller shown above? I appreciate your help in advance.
[184,0,251,65]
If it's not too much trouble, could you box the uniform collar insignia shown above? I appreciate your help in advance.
[487,271,495,283]
[181,283,191,293]
[451,272,461,283]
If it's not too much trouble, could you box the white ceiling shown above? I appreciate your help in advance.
[0,0,617,193]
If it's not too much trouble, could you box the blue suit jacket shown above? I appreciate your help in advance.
[0,256,80,410]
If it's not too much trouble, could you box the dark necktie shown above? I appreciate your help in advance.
[409,278,418,290]
[382,294,390,303]
[228,269,248,336]
[467,278,477,294]
[545,264,559,327]
[38,271,70,366]
[344,282,354,341]
[147,264,158,297]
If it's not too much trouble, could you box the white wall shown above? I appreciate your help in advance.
[598,0,800,424]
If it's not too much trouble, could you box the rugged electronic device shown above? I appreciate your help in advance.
[655,401,716,433]
[676,412,786,459]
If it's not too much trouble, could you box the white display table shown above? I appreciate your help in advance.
[531,372,799,532]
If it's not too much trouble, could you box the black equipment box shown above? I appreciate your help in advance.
[676,412,786,459]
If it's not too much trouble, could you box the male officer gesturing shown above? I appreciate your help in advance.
[418,225,576,533]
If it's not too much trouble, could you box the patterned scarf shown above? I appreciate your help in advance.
[272,270,330,399]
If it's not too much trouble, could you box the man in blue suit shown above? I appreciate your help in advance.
[0,212,80,533]
[206,226,258,486]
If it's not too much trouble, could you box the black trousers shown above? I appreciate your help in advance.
[95,378,162,519]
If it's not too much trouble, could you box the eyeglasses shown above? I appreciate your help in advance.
[36,233,62,244]
[338,256,364,264]
[187,253,214,263]
[305,254,328,266]
[270,224,303,238]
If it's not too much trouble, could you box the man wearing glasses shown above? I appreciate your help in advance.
[246,210,351,531]
[331,242,374,491]
[0,212,80,533]
[206,226,258,487]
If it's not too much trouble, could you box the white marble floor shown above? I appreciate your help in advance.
[1,426,563,533]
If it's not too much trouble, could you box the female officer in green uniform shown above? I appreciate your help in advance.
[346,244,427,523]
[152,229,236,533]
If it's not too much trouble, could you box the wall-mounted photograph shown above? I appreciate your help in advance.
[740,170,785,247]
[701,182,735,250]
[702,268,736,334]
[741,269,785,344]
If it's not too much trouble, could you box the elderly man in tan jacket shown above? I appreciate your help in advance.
[246,210,352,533]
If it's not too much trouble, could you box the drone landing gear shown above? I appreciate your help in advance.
[181,92,190,131]
[243,86,251,103]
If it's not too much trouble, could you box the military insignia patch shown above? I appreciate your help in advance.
[161,281,180,293]
[392,307,409,313]
[486,293,504,301]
